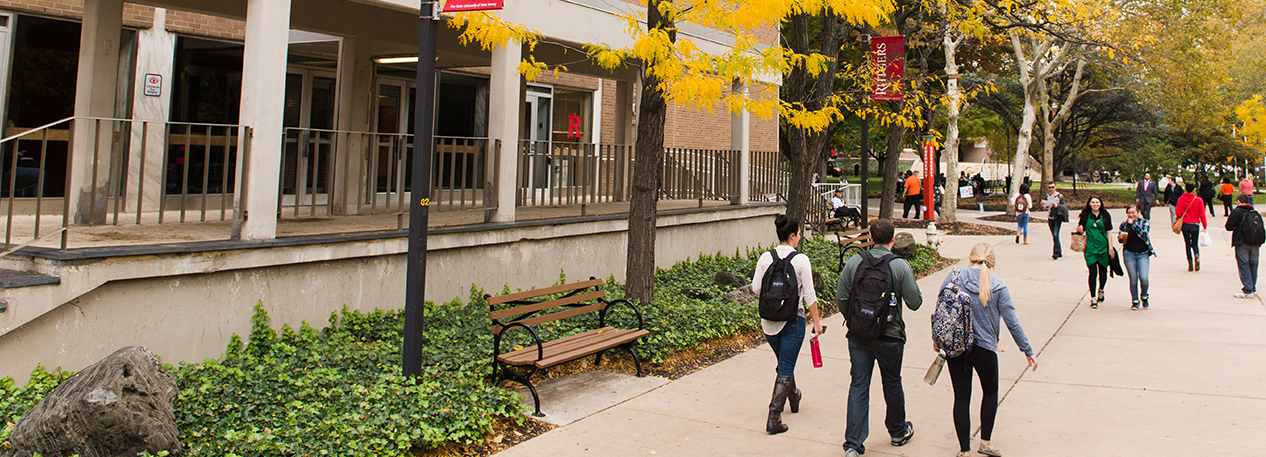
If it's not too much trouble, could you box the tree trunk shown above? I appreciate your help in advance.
[1009,90,1037,215]
[624,0,673,305]
[940,32,964,223]
[879,122,907,220]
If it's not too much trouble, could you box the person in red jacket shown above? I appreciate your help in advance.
[1176,182,1209,271]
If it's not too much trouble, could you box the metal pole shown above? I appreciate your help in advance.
[403,0,439,378]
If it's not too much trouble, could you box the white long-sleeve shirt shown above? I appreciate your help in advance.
[752,245,818,335]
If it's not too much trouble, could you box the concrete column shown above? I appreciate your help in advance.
[612,74,635,201]
[237,0,293,240]
[125,8,176,213]
[591,81,602,145]
[68,0,123,224]
[730,81,750,205]
[488,43,522,223]
[333,35,373,215]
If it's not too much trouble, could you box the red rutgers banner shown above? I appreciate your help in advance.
[870,36,905,101]
[443,0,503,12]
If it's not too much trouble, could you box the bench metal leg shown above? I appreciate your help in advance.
[594,350,605,367]
[621,343,644,377]
[506,374,545,417]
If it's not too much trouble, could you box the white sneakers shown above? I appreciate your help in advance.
[1233,292,1257,299]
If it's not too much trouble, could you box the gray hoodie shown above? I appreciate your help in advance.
[939,267,1035,357]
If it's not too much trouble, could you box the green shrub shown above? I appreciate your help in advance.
[0,238,943,455]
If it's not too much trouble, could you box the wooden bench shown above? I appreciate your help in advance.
[837,227,874,269]
[487,278,650,417]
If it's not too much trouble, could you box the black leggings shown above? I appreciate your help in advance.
[948,347,999,452]
[1087,262,1108,292]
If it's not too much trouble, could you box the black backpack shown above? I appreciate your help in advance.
[1241,210,1266,246]
[846,251,898,339]
[759,250,801,321]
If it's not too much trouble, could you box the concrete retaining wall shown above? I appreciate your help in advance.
[0,204,783,381]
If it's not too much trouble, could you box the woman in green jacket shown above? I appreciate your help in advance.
[1076,196,1117,308]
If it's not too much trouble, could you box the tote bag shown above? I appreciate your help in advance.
[1172,201,1192,235]
[1070,232,1087,252]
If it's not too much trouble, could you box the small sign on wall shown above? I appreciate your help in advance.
[143,74,162,97]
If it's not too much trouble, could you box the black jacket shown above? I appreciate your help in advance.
[1077,210,1112,235]
[1225,204,1259,246]
[1164,184,1182,206]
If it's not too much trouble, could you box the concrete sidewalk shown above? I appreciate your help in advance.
[497,207,1266,456]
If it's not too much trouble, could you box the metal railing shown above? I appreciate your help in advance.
[1,117,250,251]
[749,150,789,202]
[280,128,498,218]
[516,141,631,207]
[808,182,864,229]
[659,148,740,202]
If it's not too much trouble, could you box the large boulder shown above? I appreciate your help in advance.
[893,232,918,259]
[812,270,825,293]
[714,271,749,288]
[8,346,182,457]
[723,284,758,304]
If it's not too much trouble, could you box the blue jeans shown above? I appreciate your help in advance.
[1017,213,1029,237]
[1122,250,1150,301]
[1236,244,1260,294]
[765,315,805,377]
[1049,219,1063,256]
[844,337,909,453]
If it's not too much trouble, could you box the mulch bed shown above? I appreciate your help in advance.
[416,415,556,457]
[892,219,1015,236]
[978,214,1048,224]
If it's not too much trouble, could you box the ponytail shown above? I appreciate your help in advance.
[968,243,997,306]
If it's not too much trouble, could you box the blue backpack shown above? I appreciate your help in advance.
[932,268,975,358]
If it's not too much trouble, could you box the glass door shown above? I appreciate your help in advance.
[282,68,337,206]
[371,78,416,207]
[524,86,552,190]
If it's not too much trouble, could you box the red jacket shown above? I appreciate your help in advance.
[1176,193,1207,228]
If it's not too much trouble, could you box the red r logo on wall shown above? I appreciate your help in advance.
[568,115,583,138]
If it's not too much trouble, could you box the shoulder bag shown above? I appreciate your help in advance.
[1172,200,1191,235]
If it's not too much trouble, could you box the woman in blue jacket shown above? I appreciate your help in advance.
[936,243,1039,457]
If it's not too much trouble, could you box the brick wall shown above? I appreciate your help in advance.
[165,9,243,41]
[0,0,244,41]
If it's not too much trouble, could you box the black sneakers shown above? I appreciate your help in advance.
[891,421,914,446]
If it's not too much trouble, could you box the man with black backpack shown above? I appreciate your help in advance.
[1226,194,1264,298]
[836,219,923,457]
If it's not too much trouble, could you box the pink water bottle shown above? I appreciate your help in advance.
[810,337,823,368]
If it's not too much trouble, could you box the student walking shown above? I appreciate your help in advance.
[903,171,923,219]
[1164,177,1182,226]
[1239,175,1256,198]
[1042,183,1067,259]
[936,243,1038,457]
[1076,196,1116,308]
[837,219,923,457]
[1199,176,1216,217]
[1014,184,1032,244]
[1220,177,1235,216]
[1226,194,1263,298]
[1176,182,1209,271]
[1119,205,1155,309]
[751,215,823,434]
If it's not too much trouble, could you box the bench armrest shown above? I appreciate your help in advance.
[493,322,545,365]
[599,299,645,331]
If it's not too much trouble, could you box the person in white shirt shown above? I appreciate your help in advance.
[751,215,822,434]
[832,189,860,227]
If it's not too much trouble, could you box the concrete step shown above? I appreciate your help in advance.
[0,269,60,289]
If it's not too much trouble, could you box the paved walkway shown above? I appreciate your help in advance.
[497,207,1266,456]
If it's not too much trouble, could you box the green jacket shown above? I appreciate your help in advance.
[836,246,924,342]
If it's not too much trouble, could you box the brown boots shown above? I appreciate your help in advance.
[1189,255,1201,271]
[767,376,796,434]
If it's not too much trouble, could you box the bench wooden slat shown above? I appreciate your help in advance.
[490,302,607,334]
[841,241,874,250]
[488,279,604,306]
[840,228,870,237]
[498,326,617,365]
[535,329,649,368]
[489,291,606,320]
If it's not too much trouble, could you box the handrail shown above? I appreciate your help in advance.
[0,117,73,144]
